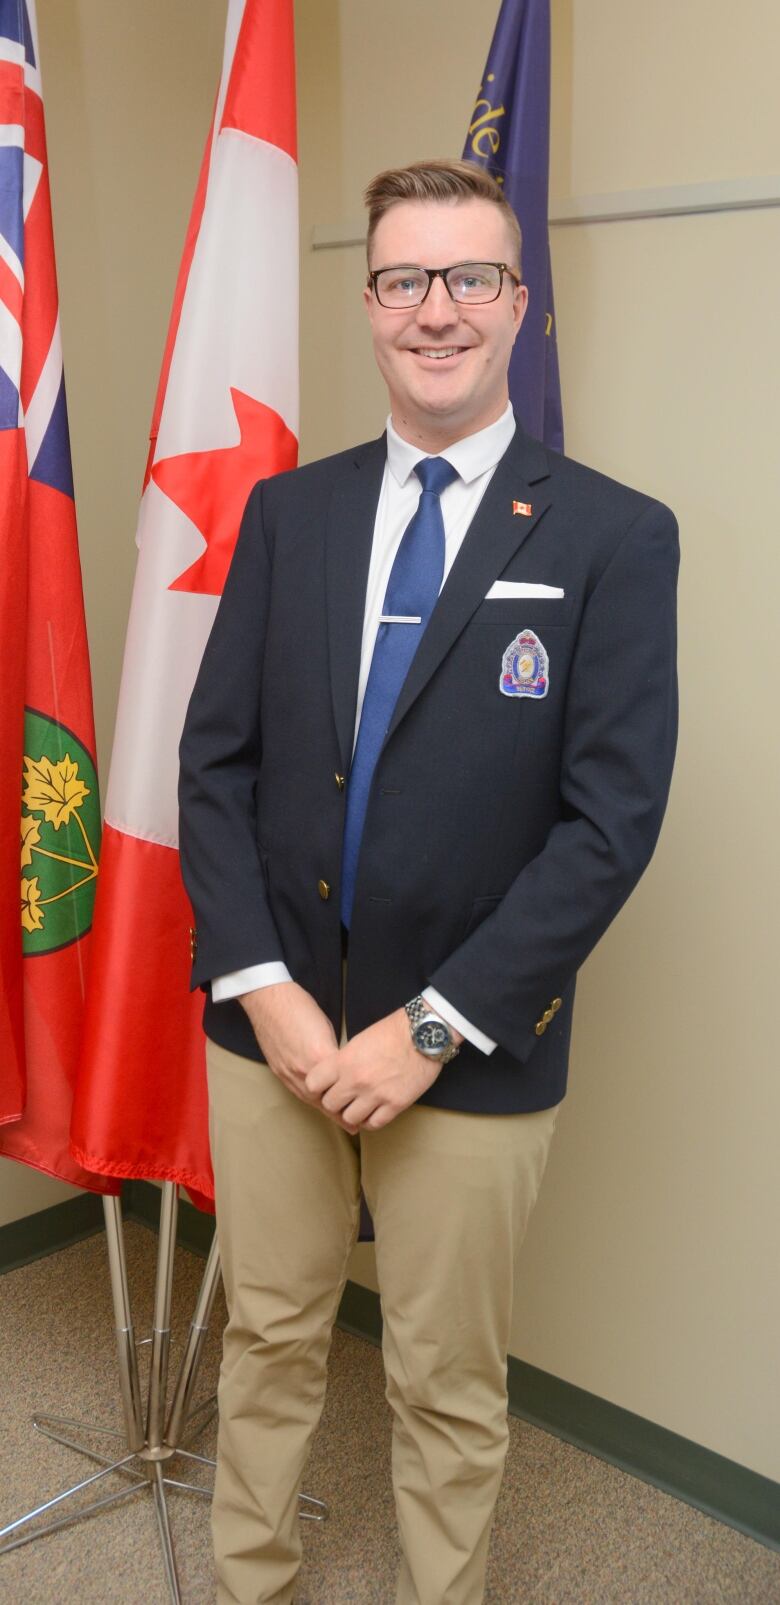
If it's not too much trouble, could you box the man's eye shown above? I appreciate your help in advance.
[387,276,421,295]
[454,272,489,291]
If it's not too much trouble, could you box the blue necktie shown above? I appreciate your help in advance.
[340,456,458,928]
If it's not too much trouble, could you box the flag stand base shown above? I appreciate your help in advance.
[0,1184,328,1602]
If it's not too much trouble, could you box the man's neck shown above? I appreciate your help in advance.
[389,401,511,456]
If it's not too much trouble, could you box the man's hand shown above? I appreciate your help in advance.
[238,982,337,1106]
[304,1008,454,1132]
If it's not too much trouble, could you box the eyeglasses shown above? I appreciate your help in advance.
[368,261,521,310]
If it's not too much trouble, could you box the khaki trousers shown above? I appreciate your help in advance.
[206,1039,559,1605]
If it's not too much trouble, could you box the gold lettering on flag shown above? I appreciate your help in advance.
[468,74,506,160]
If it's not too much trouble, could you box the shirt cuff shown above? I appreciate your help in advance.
[211,962,293,1003]
[421,987,497,1056]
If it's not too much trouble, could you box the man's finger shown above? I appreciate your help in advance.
[337,1094,382,1129]
[305,1059,342,1098]
[269,1063,322,1105]
[362,1103,395,1130]
[320,1080,355,1114]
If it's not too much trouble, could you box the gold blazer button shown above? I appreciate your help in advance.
[318,879,331,900]
[334,773,345,791]
[551,997,562,1013]
[535,1020,546,1037]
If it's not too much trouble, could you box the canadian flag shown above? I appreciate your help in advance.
[70,0,298,1209]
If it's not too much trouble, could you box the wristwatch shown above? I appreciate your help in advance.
[404,996,461,1064]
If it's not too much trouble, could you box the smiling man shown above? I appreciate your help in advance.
[364,194,527,448]
[179,159,679,1605]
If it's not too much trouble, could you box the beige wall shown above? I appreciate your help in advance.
[5,0,778,1485]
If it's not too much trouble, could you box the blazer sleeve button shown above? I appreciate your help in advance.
[551,997,563,1013]
[543,1008,554,1024]
[535,1020,546,1037]
[334,773,345,791]
[318,879,331,900]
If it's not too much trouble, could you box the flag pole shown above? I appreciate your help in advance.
[164,1225,222,1449]
[104,1191,146,1452]
[146,1182,179,1450]
[0,1182,327,1600]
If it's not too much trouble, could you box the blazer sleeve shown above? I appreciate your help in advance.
[178,480,285,989]
[427,498,679,1061]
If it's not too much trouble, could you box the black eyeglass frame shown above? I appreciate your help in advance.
[367,261,522,308]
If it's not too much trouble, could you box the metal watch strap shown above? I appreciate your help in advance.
[404,996,461,1064]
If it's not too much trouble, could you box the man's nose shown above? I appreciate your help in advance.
[416,275,458,329]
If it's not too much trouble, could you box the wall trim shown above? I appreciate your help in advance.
[0,1191,104,1275]
[3,1184,778,1554]
[311,175,780,251]
[550,174,780,225]
[505,1354,780,1554]
[336,1279,780,1554]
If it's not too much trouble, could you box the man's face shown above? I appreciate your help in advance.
[364,198,528,449]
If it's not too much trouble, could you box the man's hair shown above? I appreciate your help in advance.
[364,158,523,276]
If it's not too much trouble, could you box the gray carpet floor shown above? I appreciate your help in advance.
[1,1223,778,1604]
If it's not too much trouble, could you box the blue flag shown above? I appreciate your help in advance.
[463,0,563,451]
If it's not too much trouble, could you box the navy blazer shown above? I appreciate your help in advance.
[178,423,678,1115]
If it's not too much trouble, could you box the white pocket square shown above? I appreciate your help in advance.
[485,581,565,600]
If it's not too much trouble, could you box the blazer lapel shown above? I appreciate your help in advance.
[325,437,387,771]
[388,428,552,739]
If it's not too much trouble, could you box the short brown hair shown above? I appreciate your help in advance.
[364,158,523,276]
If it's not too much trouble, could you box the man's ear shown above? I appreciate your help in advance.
[512,283,529,339]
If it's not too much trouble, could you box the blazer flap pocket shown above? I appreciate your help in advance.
[462,893,504,942]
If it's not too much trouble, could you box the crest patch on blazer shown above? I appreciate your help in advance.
[500,630,549,699]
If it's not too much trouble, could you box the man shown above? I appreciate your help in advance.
[179,158,678,1605]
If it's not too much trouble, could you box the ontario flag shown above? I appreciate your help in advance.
[464,0,564,451]
[70,0,299,1210]
[0,0,115,1190]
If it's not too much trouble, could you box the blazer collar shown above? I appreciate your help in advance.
[325,425,552,768]
[388,426,552,739]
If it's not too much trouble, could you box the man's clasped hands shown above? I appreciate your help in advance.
[238,980,461,1133]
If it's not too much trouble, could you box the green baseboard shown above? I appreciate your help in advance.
[337,1275,383,1343]
[333,1278,780,1554]
[0,1190,104,1274]
[2,1182,778,1554]
[0,1178,214,1276]
[504,1354,780,1554]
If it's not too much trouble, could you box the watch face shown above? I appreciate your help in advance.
[414,1020,450,1055]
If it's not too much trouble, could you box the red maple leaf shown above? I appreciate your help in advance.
[153,389,297,596]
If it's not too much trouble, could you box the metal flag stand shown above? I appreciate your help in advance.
[0,1181,327,1602]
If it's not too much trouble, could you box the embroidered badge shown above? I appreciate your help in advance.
[500,630,549,699]
[512,500,532,517]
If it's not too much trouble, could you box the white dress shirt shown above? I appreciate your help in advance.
[211,404,517,1055]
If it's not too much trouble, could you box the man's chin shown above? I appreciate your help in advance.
[406,380,472,425]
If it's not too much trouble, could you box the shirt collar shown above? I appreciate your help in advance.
[385,403,516,488]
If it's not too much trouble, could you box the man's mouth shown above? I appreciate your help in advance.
[412,346,467,361]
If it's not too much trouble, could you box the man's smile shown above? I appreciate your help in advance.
[410,345,470,363]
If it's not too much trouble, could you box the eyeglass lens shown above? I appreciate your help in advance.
[374,263,503,308]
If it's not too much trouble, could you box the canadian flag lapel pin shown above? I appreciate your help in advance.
[512,499,532,517]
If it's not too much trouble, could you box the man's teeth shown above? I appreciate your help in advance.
[417,347,460,359]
